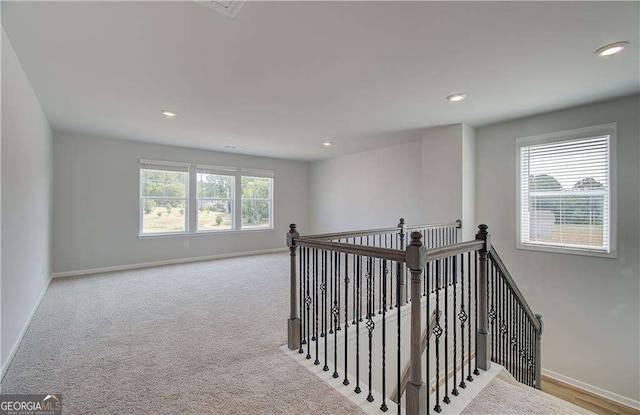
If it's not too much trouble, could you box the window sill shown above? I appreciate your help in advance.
[516,242,617,259]
[194,227,275,235]
[138,228,275,239]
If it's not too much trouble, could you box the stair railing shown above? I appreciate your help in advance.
[486,244,544,389]
[286,222,543,415]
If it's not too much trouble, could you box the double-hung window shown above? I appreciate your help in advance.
[241,170,274,229]
[516,123,616,257]
[139,161,274,236]
[140,160,190,235]
[197,165,236,231]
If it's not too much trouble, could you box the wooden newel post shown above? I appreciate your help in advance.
[475,224,491,371]
[535,314,544,390]
[405,231,427,415]
[287,223,301,350]
[398,218,408,306]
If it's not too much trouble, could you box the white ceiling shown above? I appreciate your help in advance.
[2,1,639,161]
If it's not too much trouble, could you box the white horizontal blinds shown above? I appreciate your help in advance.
[196,165,235,231]
[520,135,610,252]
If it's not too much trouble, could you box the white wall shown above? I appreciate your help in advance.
[421,124,477,240]
[1,29,53,372]
[52,131,310,274]
[309,140,426,234]
[421,125,463,223]
[476,94,640,402]
[310,125,476,237]
[461,124,476,241]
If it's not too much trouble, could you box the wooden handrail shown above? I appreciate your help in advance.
[391,309,441,403]
[303,226,401,241]
[406,220,462,230]
[294,237,406,262]
[424,240,484,262]
[488,247,541,331]
[299,220,461,241]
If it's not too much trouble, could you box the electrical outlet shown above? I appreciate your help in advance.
[184,241,190,248]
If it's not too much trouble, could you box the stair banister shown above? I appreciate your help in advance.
[405,232,427,415]
[475,224,491,371]
[287,224,301,350]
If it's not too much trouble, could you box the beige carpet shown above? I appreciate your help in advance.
[462,377,581,415]
[1,253,365,415]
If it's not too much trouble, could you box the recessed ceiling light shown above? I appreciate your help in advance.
[161,110,177,117]
[322,141,333,146]
[595,41,629,57]
[447,93,466,102]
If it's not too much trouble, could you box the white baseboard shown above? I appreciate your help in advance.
[542,368,640,411]
[51,248,288,279]
[1,276,52,382]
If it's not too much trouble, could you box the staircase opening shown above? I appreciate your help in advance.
[284,219,543,414]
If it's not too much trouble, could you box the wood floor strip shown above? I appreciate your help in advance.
[541,375,639,415]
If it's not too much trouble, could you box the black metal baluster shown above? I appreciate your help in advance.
[367,257,375,403]
[490,263,496,363]
[459,253,467,389]
[359,254,364,323]
[354,255,361,388]
[314,249,320,365]
[443,257,450,405]
[332,252,339,378]
[379,249,383,313]
[452,255,459,397]
[387,234,393,310]
[473,251,480,375]
[306,247,311,360]
[344,253,350,385]
[434,259,443,413]
[299,246,304,354]
[353,251,357,325]
[329,250,334,335]
[396,261,402,415]
[426,261,431,414]
[520,306,525,383]
[337,253,342,332]
[380,260,388,412]
[323,251,329,372]
[466,252,473,382]
[502,274,507,369]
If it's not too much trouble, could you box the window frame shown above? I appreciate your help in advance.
[240,170,275,230]
[139,160,275,237]
[139,159,191,237]
[515,123,617,258]
[195,165,237,233]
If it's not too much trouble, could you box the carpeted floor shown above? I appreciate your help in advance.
[1,252,365,415]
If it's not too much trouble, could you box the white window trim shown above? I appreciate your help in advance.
[195,165,237,233]
[139,160,191,237]
[515,123,617,258]
[240,174,275,231]
[139,161,275,237]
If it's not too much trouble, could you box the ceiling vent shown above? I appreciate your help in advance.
[197,0,245,18]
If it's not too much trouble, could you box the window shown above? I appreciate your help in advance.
[516,124,616,257]
[241,171,273,229]
[197,166,235,231]
[139,161,274,236]
[140,160,190,235]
